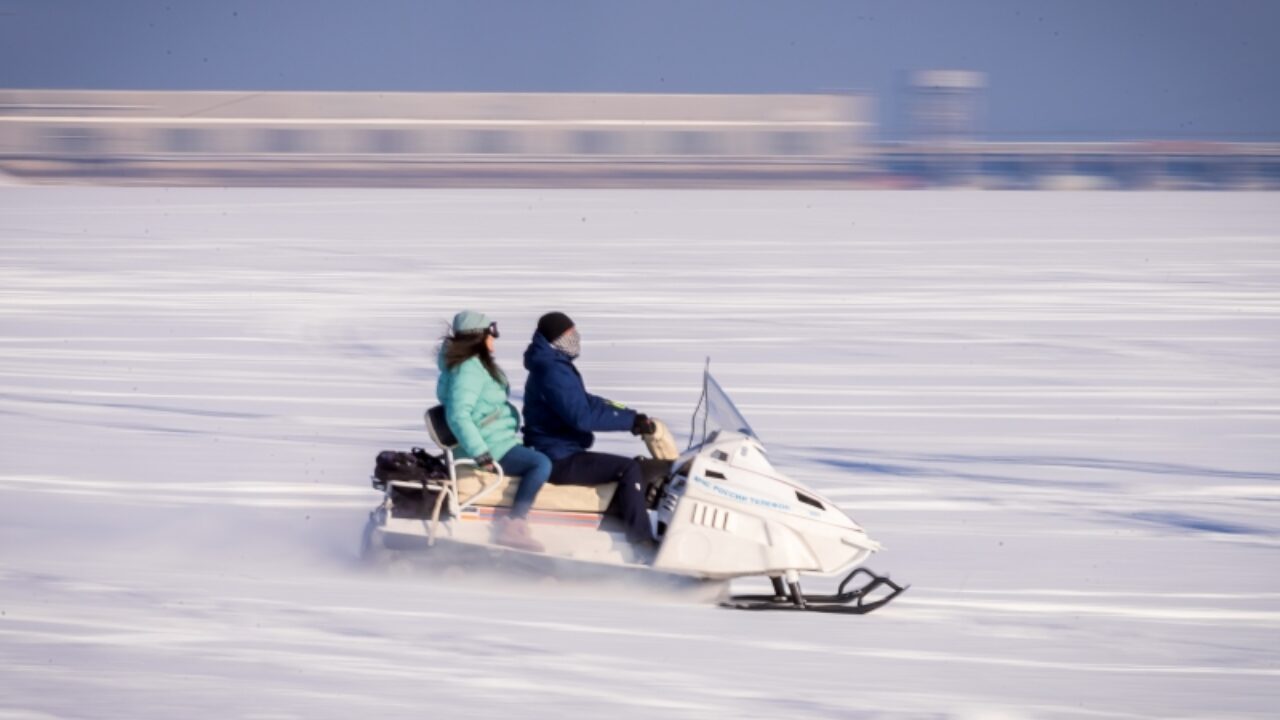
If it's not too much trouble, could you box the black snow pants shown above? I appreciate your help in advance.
[549,451,654,544]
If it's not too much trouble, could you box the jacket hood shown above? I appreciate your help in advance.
[523,331,572,372]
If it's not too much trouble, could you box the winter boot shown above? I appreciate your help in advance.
[494,516,545,553]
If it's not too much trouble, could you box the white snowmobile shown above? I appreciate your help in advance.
[362,366,906,614]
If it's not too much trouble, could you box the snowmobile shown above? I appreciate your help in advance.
[362,366,906,614]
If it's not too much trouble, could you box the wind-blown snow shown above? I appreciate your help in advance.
[1,188,1277,719]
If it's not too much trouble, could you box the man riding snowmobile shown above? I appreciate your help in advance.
[522,311,658,545]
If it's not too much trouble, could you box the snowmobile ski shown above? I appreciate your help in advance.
[722,568,907,614]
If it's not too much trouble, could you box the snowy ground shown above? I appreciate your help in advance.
[1,188,1278,719]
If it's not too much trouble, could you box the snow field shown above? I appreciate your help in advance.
[1,188,1278,718]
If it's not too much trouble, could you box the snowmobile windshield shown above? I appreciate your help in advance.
[688,370,759,450]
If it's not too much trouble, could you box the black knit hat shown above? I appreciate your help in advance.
[536,311,575,342]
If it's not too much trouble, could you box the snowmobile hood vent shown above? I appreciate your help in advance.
[795,491,824,511]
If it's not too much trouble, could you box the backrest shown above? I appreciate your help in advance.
[425,405,458,450]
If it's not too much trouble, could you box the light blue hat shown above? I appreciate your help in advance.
[451,309,490,334]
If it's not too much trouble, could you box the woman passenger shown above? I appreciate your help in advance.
[437,310,550,552]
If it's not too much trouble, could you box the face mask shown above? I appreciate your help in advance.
[552,328,581,359]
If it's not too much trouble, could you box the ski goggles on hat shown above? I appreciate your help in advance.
[486,321,499,339]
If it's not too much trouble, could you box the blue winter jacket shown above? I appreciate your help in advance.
[522,332,637,461]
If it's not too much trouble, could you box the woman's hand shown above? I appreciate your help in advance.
[474,452,498,473]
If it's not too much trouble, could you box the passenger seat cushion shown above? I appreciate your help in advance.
[455,467,616,513]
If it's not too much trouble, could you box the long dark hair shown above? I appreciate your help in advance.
[440,331,507,386]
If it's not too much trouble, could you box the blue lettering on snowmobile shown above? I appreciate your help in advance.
[692,475,791,512]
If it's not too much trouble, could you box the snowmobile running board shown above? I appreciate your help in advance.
[723,568,907,615]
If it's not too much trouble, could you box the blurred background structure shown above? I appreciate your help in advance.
[906,70,986,143]
[0,89,873,186]
[2,0,1278,189]
[2,84,1277,189]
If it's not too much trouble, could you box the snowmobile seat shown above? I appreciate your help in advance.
[455,467,615,513]
[424,405,615,514]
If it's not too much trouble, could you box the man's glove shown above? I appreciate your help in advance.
[630,413,657,436]
[474,452,497,473]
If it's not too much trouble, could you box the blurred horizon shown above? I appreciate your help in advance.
[2,0,1279,142]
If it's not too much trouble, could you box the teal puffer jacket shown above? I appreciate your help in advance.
[435,353,521,462]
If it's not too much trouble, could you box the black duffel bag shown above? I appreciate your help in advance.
[371,447,449,491]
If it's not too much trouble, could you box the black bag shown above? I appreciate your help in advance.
[372,447,449,490]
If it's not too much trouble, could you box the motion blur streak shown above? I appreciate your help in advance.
[1,188,1277,718]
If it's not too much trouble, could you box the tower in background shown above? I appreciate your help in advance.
[908,70,987,143]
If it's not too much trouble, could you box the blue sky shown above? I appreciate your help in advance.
[2,0,1277,140]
